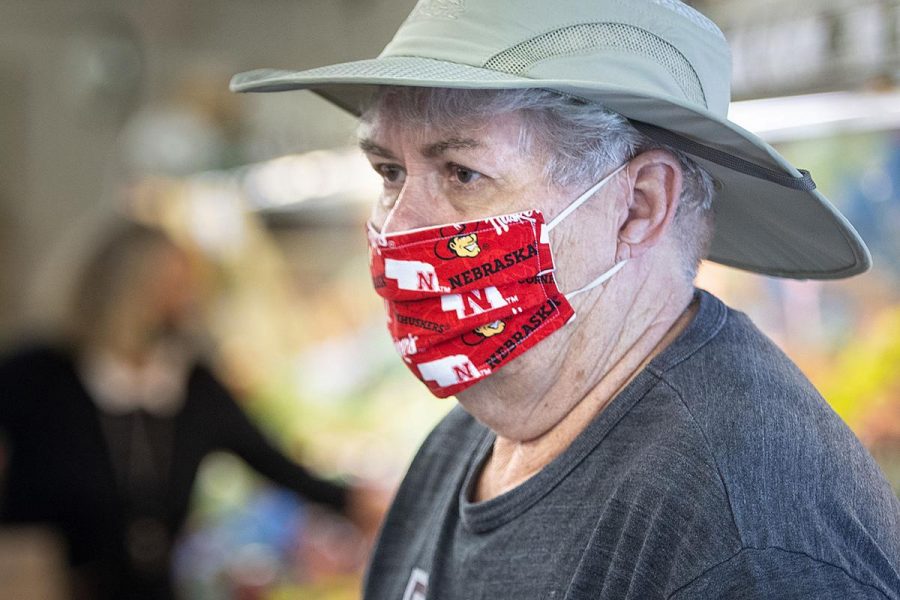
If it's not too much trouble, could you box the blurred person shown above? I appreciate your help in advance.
[0,219,382,600]
[231,0,900,598]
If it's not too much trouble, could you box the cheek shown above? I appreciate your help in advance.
[445,180,541,223]
[549,215,620,290]
[370,200,389,228]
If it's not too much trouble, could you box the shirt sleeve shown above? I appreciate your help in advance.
[0,353,15,428]
[0,346,43,430]
[668,546,894,600]
[195,366,349,513]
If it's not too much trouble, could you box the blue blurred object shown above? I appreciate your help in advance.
[173,486,309,598]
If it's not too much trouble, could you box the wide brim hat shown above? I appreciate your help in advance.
[231,0,870,279]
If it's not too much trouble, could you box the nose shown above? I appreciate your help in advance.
[380,175,444,234]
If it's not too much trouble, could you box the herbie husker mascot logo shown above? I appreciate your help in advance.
[463,319,506,346]
[448,233,480,257]
[475,320,505,337]
[435,225,481,260]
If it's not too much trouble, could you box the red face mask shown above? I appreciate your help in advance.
[367,164,627,398]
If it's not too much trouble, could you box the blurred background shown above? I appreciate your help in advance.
[0,0,898,598]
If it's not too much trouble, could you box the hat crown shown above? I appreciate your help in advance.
[382,0,732,115]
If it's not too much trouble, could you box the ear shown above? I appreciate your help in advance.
[615,149,683,262]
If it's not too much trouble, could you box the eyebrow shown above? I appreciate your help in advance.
[358,138,397,160]
[358,136,482,160]
[421,137,481,158]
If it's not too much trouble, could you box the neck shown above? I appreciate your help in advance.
[471,265,696,502]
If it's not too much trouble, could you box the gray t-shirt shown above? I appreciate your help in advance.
[363,290,900,600]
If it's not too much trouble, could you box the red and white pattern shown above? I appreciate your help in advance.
[369,210,575,397]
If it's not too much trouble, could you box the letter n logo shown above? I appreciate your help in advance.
[453,361,476,382]
[440,286,509,319]
[385,259,441,292]
[418,355,481,387]
[417,271,436,291]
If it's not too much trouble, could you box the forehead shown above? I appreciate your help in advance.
[358,108,530,157]
[362,87,523,127]
[358,87,537,153]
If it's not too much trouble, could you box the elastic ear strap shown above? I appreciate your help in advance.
[546,163,628,231]
[565,260,627,300]
[371,200,402,246]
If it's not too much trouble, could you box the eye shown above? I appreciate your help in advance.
[375,163,406,185]
[450,164,481,185]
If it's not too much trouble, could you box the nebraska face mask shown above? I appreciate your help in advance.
[367,164,627,398]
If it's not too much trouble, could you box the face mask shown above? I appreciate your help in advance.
[367,163,628,397]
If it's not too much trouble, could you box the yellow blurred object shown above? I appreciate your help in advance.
[819,306,900,445]
[267,575,361,600]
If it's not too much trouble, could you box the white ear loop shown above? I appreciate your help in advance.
[546,162,629,232]
[380,202,398,238]
[371,202,399,247]
[564,260,627,300]
[542,162,630,300]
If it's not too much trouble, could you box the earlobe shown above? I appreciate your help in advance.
[616,150,682,260]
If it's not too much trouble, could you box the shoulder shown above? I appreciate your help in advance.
[652,292,900,593]
[185,361,222,393]
[657,300,843,475]
[0,342,72,377]
[0,342,76,401]
[657,293,890,508]
[179,362,246,419]
[660,297,894,516]
[183,360,240,402]
[669,546,897,600]
[0,342,82,424]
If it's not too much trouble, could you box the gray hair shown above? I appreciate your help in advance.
[362,87,716,279]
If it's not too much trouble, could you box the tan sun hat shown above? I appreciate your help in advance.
[231,0,870,280]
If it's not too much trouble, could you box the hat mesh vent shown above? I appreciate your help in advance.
[483,23,706,106]
[297,56,521,82]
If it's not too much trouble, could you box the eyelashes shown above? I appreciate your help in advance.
[371,162,486,190]
[449,164,482,185]
[375,163,405,185]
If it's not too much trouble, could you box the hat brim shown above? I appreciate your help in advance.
[231,56,871,280]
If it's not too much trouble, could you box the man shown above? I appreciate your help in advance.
[232,0,900,598]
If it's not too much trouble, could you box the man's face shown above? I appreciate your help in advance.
[359,103,625,418]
